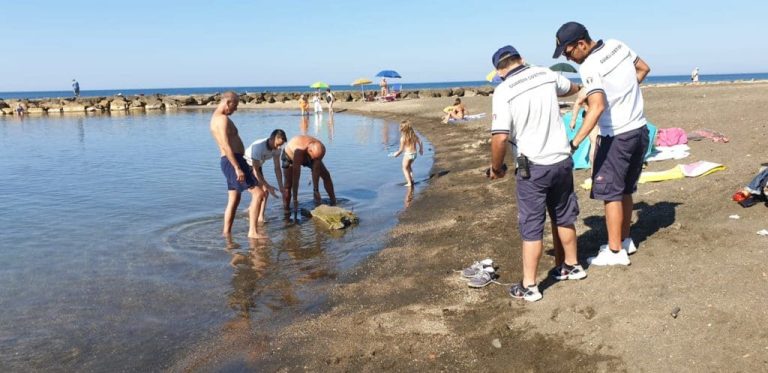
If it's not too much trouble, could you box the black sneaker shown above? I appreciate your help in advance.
[509,283,542,302]
[550,263,587,281]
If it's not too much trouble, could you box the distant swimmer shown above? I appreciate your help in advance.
[209,91,266,239]
[280,135,336,211]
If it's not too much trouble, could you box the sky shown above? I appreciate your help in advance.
[1,0,765,91]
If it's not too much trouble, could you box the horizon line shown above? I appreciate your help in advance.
[2,72,767,94]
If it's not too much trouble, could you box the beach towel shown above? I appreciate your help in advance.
[680,161,726,177]
[581,160,726,189]
[646,144,691,162]
[655,127,688,146]
[562,109,658,169]
[448,113,486,123]
[687,129,729,143]
[639,161,725,184]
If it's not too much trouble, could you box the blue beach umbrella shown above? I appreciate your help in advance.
[375,70,402,79]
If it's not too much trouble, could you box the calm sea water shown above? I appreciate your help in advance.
[0,110,432,371]
[3,73,767,99]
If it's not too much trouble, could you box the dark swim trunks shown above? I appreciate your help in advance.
[220,154,258,192]
[281,149,314,169]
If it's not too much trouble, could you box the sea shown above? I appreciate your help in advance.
[2,73,767,100]
[0,109,433,371]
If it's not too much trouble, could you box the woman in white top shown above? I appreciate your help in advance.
[312,92,322,114]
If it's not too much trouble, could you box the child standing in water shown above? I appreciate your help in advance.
[392,120,424,186]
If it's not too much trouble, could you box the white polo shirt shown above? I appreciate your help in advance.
[244,138,279,167]
[580,39,647,136]
[491,65,573,165]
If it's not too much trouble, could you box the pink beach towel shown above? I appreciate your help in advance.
[655,128,688,146]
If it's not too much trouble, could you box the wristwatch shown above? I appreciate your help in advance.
[569,140,579,152]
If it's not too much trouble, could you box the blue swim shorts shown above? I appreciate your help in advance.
[221,154,258,192]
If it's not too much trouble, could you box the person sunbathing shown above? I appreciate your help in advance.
[441,98,467,123]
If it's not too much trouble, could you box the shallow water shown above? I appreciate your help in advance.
[0,110,432,371]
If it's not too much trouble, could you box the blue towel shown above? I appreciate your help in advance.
[562,109,657,170]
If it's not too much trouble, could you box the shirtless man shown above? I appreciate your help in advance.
[380,78,388,97]
[280,135,336,211]
[210,91,266,238]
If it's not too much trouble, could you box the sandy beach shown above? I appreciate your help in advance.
[171,82,768,371]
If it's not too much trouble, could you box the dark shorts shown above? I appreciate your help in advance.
[221,154,258,192]
[281,149,313,169]
[516,157,580,241]
[591,125,650,201]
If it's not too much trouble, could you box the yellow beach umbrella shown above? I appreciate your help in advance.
[486,70,500,83]
[351,78,372,95]
[352,78,372,85]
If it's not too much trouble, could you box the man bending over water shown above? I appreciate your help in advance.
[210,91,266,238]
[281,135,336,211]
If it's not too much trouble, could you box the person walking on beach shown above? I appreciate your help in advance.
[281,135,336,211]
[488,45,582,302]
[72,79,80,98]
[210,91,266,239]
[691,67,700,83]
[391,120,424,187]
[325,88,335,113]
[312,92,322,114]
[244,129,288,223]
[553,21,651,266]
[298,94,309,116]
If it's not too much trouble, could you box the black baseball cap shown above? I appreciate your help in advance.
[492,45,521,68]
[552,22,588,58]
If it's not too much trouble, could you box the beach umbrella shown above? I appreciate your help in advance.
[549,62,578,73]
[309,81,330,90]
[485,70,502,83]
[375,70,402,79]
[351,78,372,95]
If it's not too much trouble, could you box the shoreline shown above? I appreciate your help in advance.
[2,80,768,117]
[172,81,768,371]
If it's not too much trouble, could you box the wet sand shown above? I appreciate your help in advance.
[175,83,768,372]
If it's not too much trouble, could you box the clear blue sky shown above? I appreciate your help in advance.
[1,0,765,91]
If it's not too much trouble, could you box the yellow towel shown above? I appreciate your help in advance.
[639,165,685,184]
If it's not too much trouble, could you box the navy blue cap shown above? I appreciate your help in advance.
[492,46,521,68]
[553,22,588,58]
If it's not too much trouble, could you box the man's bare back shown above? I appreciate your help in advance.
[283,135,321,160]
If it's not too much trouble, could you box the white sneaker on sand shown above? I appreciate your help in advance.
[588,246,631,266]
[599,238,637,255]
[623,238,637,255]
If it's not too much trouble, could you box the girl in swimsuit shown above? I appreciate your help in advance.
[392,120,423,186]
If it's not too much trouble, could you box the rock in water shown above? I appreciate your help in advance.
[310,205,359,230]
